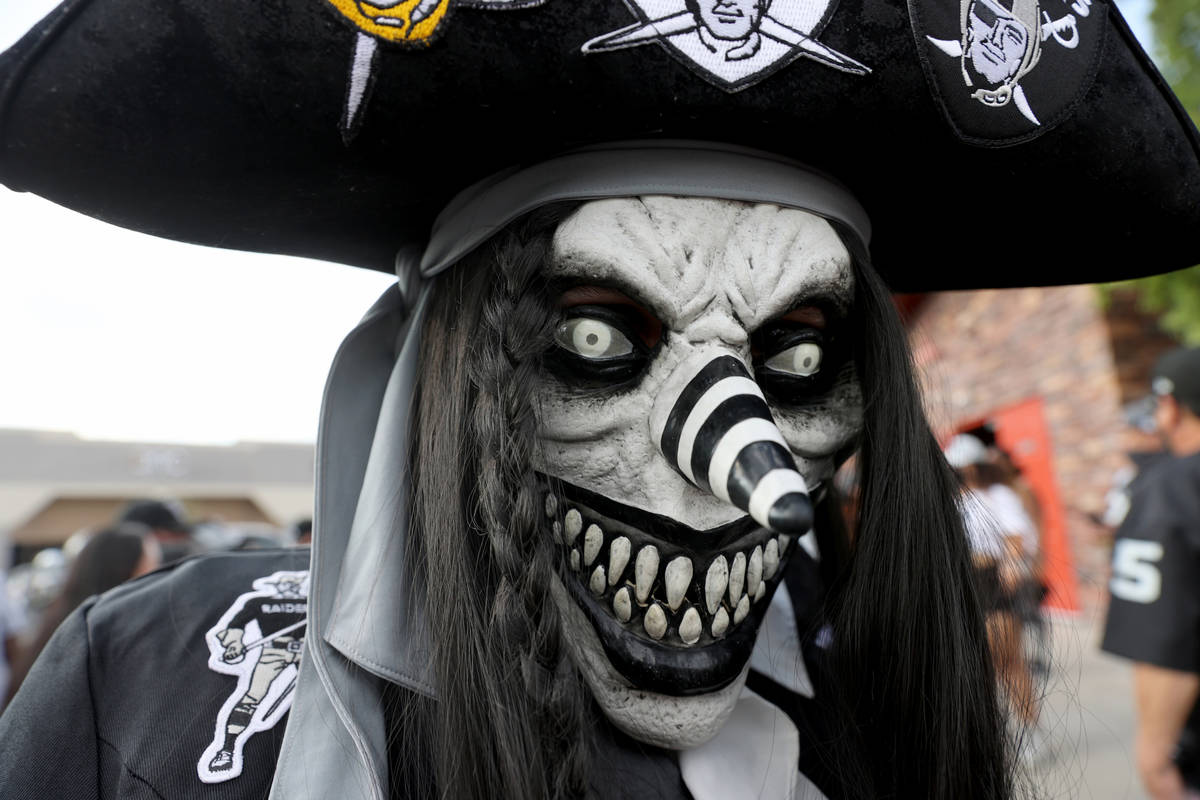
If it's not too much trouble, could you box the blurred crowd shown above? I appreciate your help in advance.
[0,499,310,711]
[944,430,1050,760]
[829,345,1200,798]
[941,345,1200,798]
[1099,347,1200,799]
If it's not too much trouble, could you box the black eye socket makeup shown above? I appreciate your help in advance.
[546,304,657,385]
[751,308,847,403]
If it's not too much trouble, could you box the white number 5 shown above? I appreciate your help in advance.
[1110,539,1164,604]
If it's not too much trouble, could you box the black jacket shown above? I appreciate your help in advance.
[0,549,310,800]
[1,547,832,799]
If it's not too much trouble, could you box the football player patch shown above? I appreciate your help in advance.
[910,0,1106,142]
[197,570,310,784]
[583,0,870,91]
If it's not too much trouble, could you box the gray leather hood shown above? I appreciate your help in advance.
[269,282,431,800]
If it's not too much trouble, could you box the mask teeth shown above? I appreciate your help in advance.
[545,492,794,647]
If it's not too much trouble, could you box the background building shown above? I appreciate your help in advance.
[0,429,314,566]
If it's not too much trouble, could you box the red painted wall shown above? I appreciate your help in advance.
[988,398,1080,612]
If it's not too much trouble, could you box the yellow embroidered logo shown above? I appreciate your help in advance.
[327,0,546,140]
[325,0,453,45]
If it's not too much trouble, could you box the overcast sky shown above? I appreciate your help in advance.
[0,2,395,445]
[0,0,1160,445]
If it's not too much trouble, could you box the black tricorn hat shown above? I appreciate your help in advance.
[0,0,1197,291]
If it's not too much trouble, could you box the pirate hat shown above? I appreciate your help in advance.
[0,0,1197,290]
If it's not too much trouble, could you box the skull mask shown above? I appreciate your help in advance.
[534,197,864,748]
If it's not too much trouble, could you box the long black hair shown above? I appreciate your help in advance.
[404,203,592,800]
[812,236,1018,798]
[400,203,1019,799]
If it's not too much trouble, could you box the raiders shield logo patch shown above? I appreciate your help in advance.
[910,0,1106,143]
[582,0,870,91]
[197,570,309,784]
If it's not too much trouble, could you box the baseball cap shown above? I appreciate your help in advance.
[943,434,989,469]
[117,499,192,535]
[1151,347,1200,416]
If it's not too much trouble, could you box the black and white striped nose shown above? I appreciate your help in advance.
[655,355,813,534]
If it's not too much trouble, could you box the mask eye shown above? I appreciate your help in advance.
[556,317,635,360]
[546,304,655,386]
[751,306,844,404]
[763,342,823,377]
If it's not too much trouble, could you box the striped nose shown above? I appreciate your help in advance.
[654,355,813,534]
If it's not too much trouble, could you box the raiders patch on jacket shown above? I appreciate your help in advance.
[198,569,310,783]
[0,549,311,800]
[909,0,1106,143]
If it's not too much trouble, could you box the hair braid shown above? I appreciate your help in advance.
[412,203,590,800]
[468,213,592,799]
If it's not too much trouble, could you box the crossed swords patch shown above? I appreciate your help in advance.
[583,0,869,91]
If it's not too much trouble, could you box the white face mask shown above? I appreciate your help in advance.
[534,197,863,749]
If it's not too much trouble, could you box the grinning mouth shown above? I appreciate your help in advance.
[542,478,820,695]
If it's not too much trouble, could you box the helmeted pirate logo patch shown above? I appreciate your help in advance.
[582,0,870,91]
[197,570,309,784]
[323,0,546,139]
[911,0,1105,142]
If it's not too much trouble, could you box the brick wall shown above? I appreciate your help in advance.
[907,285,1129,609]
[1101,289,1181,406]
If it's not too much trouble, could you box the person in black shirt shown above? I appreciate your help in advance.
[1103,347,1200,799]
